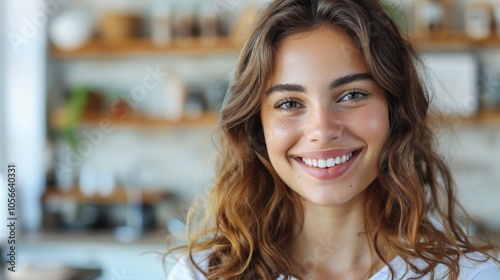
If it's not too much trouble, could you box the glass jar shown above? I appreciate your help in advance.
[465,3,493,40]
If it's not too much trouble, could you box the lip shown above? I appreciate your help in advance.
[292,148,362,180]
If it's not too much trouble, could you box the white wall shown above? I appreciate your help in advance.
[436,124,500,230]
[0,0,7,245]
[4,0,47,231]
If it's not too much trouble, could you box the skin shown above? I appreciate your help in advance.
[260,27,390,279]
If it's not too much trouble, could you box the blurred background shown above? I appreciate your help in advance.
[1,0,500,279]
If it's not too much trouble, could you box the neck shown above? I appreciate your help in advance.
[289,194,385,279]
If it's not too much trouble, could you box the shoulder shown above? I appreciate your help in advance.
[456,252,500,280]
[371,252,500,280]
[166,250,211,280]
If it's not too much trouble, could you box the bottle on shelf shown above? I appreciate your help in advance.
[151,0,173,47]
[197,1,219,46]
[163,71,187,121]
[172,1,196,46]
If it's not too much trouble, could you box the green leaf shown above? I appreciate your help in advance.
[61,86,89,151]
[381,0,404,28]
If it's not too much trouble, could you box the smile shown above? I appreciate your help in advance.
[293,149,361,180]
[301,152,353,169]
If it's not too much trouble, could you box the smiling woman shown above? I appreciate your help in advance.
[261,27,389,207]
[165,0,500,279]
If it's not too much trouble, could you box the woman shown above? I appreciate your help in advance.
[166,0,500,279]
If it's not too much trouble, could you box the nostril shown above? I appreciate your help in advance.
[304,120,344,143]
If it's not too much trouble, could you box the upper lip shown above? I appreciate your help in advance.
[293,147,362,159]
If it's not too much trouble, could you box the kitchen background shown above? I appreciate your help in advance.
[1,0,500,279]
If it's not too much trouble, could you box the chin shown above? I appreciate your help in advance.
[301,190,364,207]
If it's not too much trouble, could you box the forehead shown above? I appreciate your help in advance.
[271,27,368,85]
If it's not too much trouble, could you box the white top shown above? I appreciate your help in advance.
[167,250,500,280]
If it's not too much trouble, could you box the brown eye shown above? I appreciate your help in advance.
[274,98,304,111]
[339,90,369,103]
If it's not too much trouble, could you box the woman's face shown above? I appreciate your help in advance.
[260,27,389,207]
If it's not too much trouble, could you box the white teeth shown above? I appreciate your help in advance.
[301,152,354,169]
[335,157,341,164]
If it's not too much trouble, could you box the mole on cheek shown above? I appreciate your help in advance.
[270,120,290,139]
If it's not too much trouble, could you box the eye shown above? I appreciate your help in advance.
[338,90,369,103]
[274,97,304,111]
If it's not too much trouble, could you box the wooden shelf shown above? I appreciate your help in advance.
[51,37,240,58]
[50,108,500,129]
[42,186,170,204]
[410,32,500,51]
[50,33,500,57]
[50,108,219,129]
[429,109,500,125]
[19,229,171,246]
[51,32,500,57]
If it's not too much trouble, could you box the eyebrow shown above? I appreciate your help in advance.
[266,73,373,95]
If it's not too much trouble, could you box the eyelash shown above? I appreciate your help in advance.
[274,97,303,111]
[338,90,369,103]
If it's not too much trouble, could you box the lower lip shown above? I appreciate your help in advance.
[294,150,360,180]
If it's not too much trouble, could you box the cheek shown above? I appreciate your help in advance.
[369,109,389,131]
[263,116,301,155]
[358,106,389,147]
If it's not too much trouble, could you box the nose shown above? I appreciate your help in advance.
[304,105,344,143]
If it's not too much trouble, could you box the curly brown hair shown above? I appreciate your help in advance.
[165,0,496,279]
